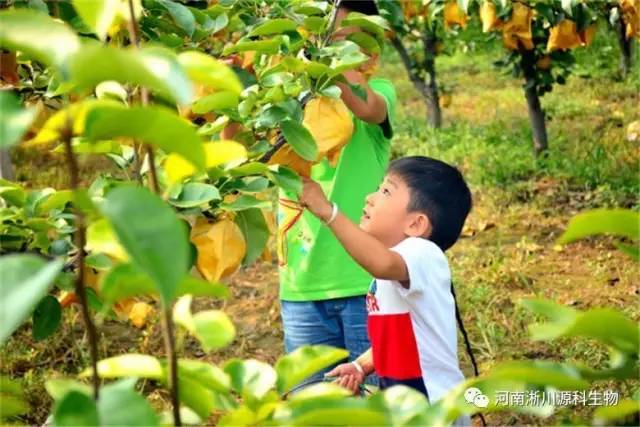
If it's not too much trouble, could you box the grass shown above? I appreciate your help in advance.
[4,25,640,426]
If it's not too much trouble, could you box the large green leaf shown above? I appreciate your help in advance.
[168,183,221,208]
[486,361,589,390]
[268,166,302,194]
[593,399,640,425]
[522,299,639,354]
[178,51,243,95]
[100,263,229,305]
[280,120,318,161]
[52,391,99,427]
[0,91,37,149]
[173,296,235,352]
[558,209,640,244]
[71,0,119,40]
[224,359,277,402]
[249,18,297,36]
[220,195,272,211]
[82,354,164,379]
[0,9,80,73]
[223,38,282,55]
[101,186,190,304]
[275,345,349,395]
[340,12,390,39]
[0,376,28,419]
[192,91,239,114]
[32,295,62,341]
[85,104,205,170]
[98,378,159,426]
[157,0,196,37]
[178,359,231,393]
[235,208,269,265]
[45,379,92,402]
[275,396,388,426]
[0,255,64,344]
[70,44,192,105]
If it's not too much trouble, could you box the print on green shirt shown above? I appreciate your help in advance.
[278,79,397,301]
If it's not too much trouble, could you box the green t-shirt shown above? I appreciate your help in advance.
[278,78,397,301]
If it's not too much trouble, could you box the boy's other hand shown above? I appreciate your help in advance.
[325,363,365,395]
[300,178,333,222]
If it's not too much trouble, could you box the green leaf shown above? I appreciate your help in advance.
[95,81,128,103]
[235,208,269,265]
[229,162,269,178]
[99,378,159,426]
[101,186,190,304]
[522,299,639,355]
[614,241,640,260]
[71,0,119,40]
[249,18,297,36]
[280,120,317,161]
[0,255,64,344]
[178,359,231,393]
[0,394,29,420]
[294,1,329,16]
[346,32,381,54]
[0,180,26,206]
[169,183,221,208]
[223,38,282,55]
[487,361,590,390]
[85,104,205,170]
[557,209,640,244]
[340,12,390,39]
[193,311,236,351]
[45,379,92,401]
[53,391,99,427]
[0,377,28,419]
[0,91,37,149]
[593,399,640,424]
[101,263,229,305]
[0,9,80,73]
[178,51,243,95]
[220,195,271,211]
[32,295,62,341]
[275,396,388,426]
[82,354,164,380]
[303,16,327,33]
[268,166,302,194]
[35,190,74,215]
[176,373,217,419]
[224,359,277,402]
[173,296,235,352]
[276,345,349,394]
[157,0,196,37]
[192,91,239,114]
[70,44,192,105]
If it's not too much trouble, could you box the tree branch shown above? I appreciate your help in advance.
[62,122,100,400]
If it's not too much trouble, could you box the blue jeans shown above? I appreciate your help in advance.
[281,295,378,388]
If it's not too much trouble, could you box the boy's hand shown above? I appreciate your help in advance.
[326,363,365,395]
[300,178,333,222]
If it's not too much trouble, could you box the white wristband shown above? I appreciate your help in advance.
[351,360,365,376]
[324,202,338,225]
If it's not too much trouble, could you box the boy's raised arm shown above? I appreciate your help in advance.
[337,69,388,125]
[299,178,408,282]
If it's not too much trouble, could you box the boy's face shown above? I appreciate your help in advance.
[360,173,431,247]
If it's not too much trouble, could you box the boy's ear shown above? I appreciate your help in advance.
[404,213,431,238]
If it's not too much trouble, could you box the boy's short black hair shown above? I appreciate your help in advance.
[336,0,379,15]
[388,156,472,251]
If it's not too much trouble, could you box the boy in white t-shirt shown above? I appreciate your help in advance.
[299,156,473,409]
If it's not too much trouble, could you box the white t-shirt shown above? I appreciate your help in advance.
[366,237,467,403]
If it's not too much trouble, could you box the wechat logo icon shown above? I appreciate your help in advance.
[465,387,489,408]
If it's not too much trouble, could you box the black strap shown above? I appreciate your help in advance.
[451,281,487,427]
